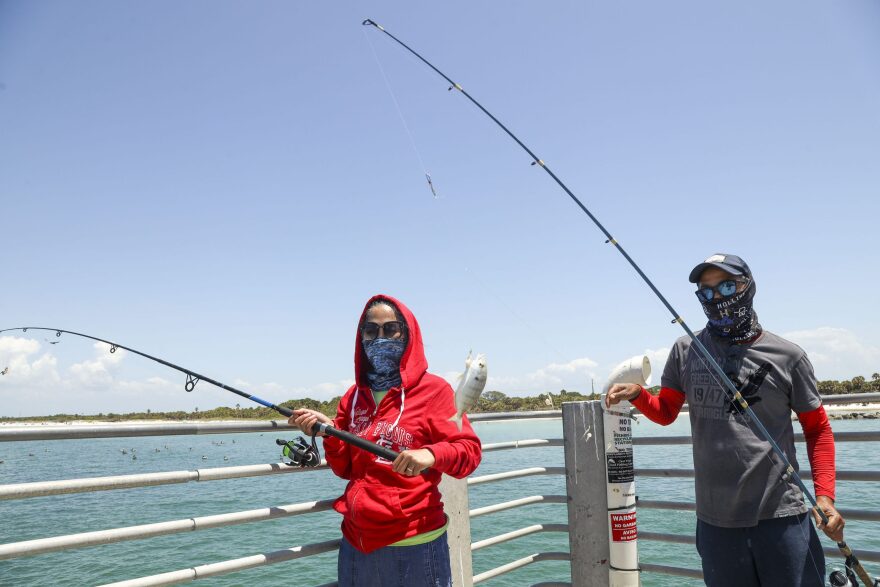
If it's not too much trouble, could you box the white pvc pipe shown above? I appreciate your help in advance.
[603,354,651,587]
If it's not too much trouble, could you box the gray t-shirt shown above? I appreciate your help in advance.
[661,329,822,527]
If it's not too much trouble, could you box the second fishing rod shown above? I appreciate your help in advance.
[0,327,401,465]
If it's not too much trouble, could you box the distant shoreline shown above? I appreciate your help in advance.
[1,402,878,427]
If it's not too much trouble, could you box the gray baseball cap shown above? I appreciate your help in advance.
[688,253,752,283]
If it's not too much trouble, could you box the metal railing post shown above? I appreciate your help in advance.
[440,474,474,587]
[562,400,609,587]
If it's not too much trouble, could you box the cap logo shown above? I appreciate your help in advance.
[705,254,726,263]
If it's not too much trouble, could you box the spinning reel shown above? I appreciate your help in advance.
[276,434,321,468]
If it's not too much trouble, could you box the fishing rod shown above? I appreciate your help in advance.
[0,327,401,465]
[361,18,877,586]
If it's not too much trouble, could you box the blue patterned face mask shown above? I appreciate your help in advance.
[700,279,762,343]
[363,338,406,391]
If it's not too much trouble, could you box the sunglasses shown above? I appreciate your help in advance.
[695,279,749,302]
[361,321,404,341]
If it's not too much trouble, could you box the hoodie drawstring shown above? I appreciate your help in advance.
[349,387,406,440]
[350,388,360,427]
[387,387,405,436]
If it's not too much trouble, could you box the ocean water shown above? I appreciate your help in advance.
[0,417,877,586]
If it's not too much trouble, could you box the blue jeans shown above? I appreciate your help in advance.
[696,513,825,586]
[337,532,452,587]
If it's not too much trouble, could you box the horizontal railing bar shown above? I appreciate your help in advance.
[635,468,694,478]
[482,439,564,452]
[4,416,875,445]
[640,531,695,545]
[823,546,880,564]
[0,419,564,443]
[530,583,573,587]
[832,470,880,482]
[638,501,879,523]
[639,531,880,567]
[470,495,567,518]
[472,552,570,584]
[468,467,565,486]
[0,421,297,442]
[468,395,880,422]
[836,508,880,523]
[470,410,562,421]
[0,499,335,560]
[820,393,880,404]
[640,562,704,579]
[633,430,879,445]
[471,523,569,551]
[635,468,880,483]
[637,500,696,512]
[0,461,324,501]
[632,436,692,445]
[820,431,880,442]
[98,539,341,587]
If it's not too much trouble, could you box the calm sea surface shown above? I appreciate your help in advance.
[0,417,877,586]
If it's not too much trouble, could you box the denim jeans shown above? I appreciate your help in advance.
[696,513,825,586]
[337,532,452,587]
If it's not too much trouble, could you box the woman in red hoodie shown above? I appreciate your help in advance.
[291,295,482,587]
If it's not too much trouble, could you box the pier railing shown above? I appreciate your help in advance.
[1,394,878,586]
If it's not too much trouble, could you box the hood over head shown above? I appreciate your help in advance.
[354,294,428,391]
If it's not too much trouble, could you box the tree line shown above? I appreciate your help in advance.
[2,375,878,423]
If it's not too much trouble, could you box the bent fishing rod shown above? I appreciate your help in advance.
[0,327,401,465]
[362,18,876,586]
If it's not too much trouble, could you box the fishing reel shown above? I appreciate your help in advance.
[276,435,321,468]
[829,567,857,587]
[828,551,864,587]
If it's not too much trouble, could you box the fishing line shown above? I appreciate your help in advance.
[0,327,406,466]
[361,18,876,585]
[361,26,438,198]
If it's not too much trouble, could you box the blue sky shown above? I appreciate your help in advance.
[1,1,879,416]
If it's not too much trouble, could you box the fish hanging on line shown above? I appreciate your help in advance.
[450,351,487,430]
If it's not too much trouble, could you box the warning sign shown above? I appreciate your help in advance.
[606,448,633,483]
[610,511,638,542]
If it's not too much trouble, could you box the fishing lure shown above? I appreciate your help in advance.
[361,18,876,586]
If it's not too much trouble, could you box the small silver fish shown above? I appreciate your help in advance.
[451,351,487,431]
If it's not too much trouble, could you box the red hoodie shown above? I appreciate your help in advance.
[324,294,482,553]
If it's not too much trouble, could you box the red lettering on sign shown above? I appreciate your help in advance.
[610,512,638,542]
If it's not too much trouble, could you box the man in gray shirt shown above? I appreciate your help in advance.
[606,253,844,587]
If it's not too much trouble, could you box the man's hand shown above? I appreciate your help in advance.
[289,408,333,436]
[605,383,642,408]
[813,495,845,542]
